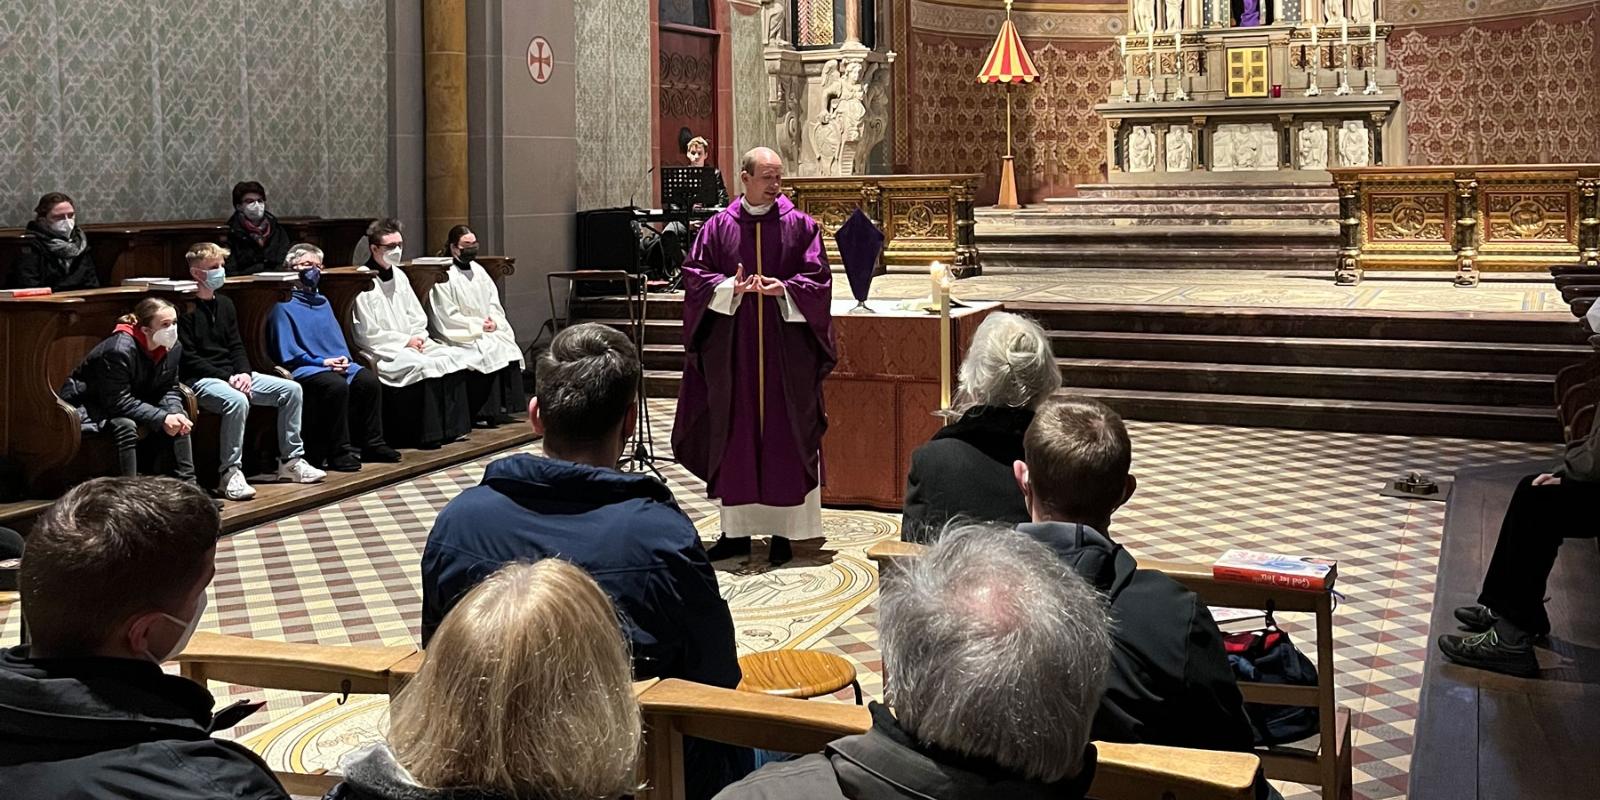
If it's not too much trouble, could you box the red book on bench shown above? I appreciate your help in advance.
[1213,549,1337,592]
[0,287,52,298]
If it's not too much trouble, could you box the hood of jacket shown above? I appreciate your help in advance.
[481,453,676,509]
[332,745,511,800]
[1015,521,1135,597]
[0,647,224,761]
[931,405,1033,467]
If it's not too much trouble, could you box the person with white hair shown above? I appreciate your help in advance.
[712,522,1111,800]
[265,243,400,472]
[900,312,1061,541]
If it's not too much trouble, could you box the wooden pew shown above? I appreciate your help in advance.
[0,285,202,496]
[174,632,1259,800]
[868,540,1351,800]
[0,217,373,289]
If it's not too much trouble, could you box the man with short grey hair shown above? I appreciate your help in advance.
[1015,396,1255,753]
[713,523,1112,799]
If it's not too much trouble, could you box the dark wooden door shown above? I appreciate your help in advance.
[658,28,718,173]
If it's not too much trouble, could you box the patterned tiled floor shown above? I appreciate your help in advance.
[0,400,1559,799]
[859,267,1567,314]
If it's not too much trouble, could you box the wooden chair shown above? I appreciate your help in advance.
[638,678,1260,800]
[868,540,1353,800]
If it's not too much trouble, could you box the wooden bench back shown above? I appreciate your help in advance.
[175,632,1260,800]
[867,540,1351,800]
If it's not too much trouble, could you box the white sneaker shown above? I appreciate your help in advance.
[278,457,327,484]
[220,468,257,501]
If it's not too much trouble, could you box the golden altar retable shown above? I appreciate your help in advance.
[1328,164,1600,287]
[783,174,983,278]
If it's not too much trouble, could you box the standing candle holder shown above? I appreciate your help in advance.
[1362,43,1381,95]
[1144,36,1159,102]
[1304,36,1322,96]
[1334,45,1353,96]
[1120,35,1134,102]
[1173,46,1190,101]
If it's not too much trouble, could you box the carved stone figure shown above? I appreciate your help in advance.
[1338,120,1370,166]
[763,0,789,47]
[1324,0,1346,24]
[803,57,887,176]
[1164,0,1183,31]
[1298,122,1329,169]
[1166,126,1194,171]
[1213,123,1277,170]
[1128,126,1157,172]
[859,65,892,169]
[772,78,802,166]
[1134,0,1157,33]
[1350,0,1374,23]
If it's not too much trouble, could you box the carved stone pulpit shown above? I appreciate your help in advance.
[1100,0,1405,183]
[764,0,897,177]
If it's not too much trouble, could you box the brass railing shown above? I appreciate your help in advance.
[1329,164,1600,286]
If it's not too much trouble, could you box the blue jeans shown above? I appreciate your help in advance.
[192,374,306,472]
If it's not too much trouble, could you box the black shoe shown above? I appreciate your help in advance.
[328,455,362,472]
[1454,605,1500,633]
[769,536,793,565]
[704,534,751,561]
[490,414,516,427]
[362,445,403,463]
[1437,628,1538,677]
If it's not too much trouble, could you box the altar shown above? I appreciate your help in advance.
[1098,0,1404,182]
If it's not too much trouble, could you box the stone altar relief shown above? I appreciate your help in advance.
[1164,0,1183,32]
[1212,123,1279,171]
[1298,122,1329,170]
[1324,0,1346,24]
[1134,0,1157,32]
[771,76,803,166]
[1166,126,1194,171]
[1350,0,1374,24]
[763,0,789,48]
[1128,126,1157,172]
[1338,120,1371,167]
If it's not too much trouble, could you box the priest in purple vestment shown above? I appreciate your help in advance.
[672,147,837,565]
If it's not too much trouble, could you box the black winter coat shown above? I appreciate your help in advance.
[8,220,100,290]
[225,211,292,276]
[59,329,185,431]
[1018,521,1257,753]
[0,647,288,800]
[901,405,1033,541]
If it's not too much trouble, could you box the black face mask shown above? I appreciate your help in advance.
[457,247,479,263]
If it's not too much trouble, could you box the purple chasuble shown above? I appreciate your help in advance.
[672,194,837,508]
[1240,0,1262,26]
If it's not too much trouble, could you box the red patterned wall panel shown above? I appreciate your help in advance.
[908,33,1117,204]
[1372,9,1599,165]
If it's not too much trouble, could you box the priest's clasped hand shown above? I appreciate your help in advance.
[732,263,785,297]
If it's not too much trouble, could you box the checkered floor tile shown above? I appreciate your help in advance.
[0,400,1558,799]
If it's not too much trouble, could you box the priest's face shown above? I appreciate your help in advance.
[742,156,783,207]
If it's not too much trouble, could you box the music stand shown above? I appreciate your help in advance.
[662,166,720,211]
[546,270,676,481]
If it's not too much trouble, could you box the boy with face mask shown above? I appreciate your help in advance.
[223,180,291,276]
[0,477,289,799]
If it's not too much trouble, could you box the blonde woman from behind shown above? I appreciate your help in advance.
[325,559,642,800]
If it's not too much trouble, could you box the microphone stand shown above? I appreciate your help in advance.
[628,166,655,210]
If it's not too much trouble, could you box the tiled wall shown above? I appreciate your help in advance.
[0,0,388,226]
[575,0,653,209]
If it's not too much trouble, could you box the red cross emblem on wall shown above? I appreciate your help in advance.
[527,36,553,84]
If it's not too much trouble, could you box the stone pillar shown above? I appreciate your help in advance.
[1153,123,1170,172]
[844,0,861,44]
[424,0,470,253]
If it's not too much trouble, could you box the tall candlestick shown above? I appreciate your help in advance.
[1341,19,1348,45]
[1120,34,1127,56]
[1310,24,1318,48]
[929,261,942,305]
[938,281,952,413]
[1369,20,1377,44]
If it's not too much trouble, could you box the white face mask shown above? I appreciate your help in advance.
[241,201,266,222]
[145,591,206,664]
[149,325,179,350]
[48,217,75,237]
[381,247,403,267]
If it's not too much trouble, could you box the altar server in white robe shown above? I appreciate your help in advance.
[353,218,472,449]
[427,224,525,427]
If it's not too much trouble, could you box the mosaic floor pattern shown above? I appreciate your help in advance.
[856,267,1567,314]
[0,399,1560,799]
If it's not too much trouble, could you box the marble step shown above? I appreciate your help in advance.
[1052,330,1589,375]
[1039,195,1338,214]
[989,210,1338,227]
[1072,182,1338,200]
[1057,357,1554,406]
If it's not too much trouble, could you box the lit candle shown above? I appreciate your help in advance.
[938,274,952,412]
[1369,20,1377,44]
[1119,34,1127,56]
[1310,24,1318,48]
[1341,18,1348,45]
[929,261,943,303]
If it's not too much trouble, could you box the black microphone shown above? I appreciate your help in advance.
[629,166,655,209]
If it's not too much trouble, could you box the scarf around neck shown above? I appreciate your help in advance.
[240,213,273,246]
[35,221,88,259]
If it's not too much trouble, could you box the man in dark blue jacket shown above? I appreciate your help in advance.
[420,321,749,800]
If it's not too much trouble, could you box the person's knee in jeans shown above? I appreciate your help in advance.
[102,417,141,476]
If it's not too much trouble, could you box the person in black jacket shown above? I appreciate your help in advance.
[327,560,642,800]
[0,477,288,799]
[224,180,291,276]
[1013,396,1257,753]
[59,296,196,484]
[901,312,1062,541]
[421,323,750,799]
[8,191,100,290]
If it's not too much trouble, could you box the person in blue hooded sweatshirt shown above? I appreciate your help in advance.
[420,321,751,800]
[265,244,400,472]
